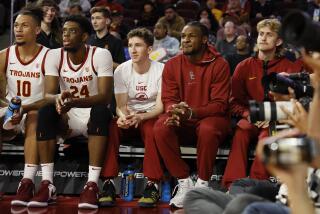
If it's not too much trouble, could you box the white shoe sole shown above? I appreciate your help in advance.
[11,200,28,206]
[27,201,48,207]
[78,203,98,209]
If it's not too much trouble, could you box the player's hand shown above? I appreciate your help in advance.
[164,114,180,126]
[126,114,143,128]
[56,91,73,114]
[11,107,23,125]
[280,99,308,133]
[117,116,130,129]
[167,102,192,122]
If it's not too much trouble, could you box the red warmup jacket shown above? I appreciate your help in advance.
[230,56,304,117]
[161,45,231,119]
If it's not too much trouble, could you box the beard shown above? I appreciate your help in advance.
[183,49,195,55]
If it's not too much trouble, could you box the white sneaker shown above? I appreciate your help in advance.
[169,177,194,208]
[195,178,209,188]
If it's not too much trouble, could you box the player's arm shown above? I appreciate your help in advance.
[21,76,59,113]
[67,48,113,108]
[137,92,163,120]
[0,48,9,107]
[115,93,129,118]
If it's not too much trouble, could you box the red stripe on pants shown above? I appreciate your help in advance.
[222,127,269,188]
[153,114,230,181]
[101,118,163,180]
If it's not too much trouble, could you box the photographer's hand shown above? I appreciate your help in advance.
[254,121,269,128]
[280,99,308,133]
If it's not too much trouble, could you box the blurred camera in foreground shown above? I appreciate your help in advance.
[262,137,320,167]
[281,10,320,52]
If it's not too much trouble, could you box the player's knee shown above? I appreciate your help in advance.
[36,105,59,141]
[87,105,112,136]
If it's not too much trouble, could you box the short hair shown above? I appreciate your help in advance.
[257,18,281,35]
[69,4,82,11]
[186,21,209,37]
[127,28,154,47]
[64,15,92,35]
[256,18,284,57]
[36,0,59,11]
[90,7,111,18]
[164,4,176,11]
[19,5,43,26]
[155,22,168,31]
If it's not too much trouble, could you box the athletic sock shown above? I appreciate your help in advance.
[41,163,54,183]
[88,165,101,184]
[23,164,38,182]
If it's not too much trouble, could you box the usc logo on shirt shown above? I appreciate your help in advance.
[135,92,148,101]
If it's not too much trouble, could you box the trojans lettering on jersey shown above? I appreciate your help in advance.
[58,46,99,98]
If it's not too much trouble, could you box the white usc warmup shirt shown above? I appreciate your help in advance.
[114,60,164,113]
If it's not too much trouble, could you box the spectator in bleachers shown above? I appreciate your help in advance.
[95,0,124,14]
[153,21,231,208]
[216,16,247,41]
[151,22,180,63]
[59,0,91,17]
[36,0,62,49]
[215,20,238,57]
[206,0,223,22]
[199,17,217,45]
[222,0,250,22]
[250,0,274,19]
[88,7,125,69]
[240,0,251,12]
[197,7,219,37]
[176,0,201,8]
[157,4,185,40]
[99,28,164,208]
[137,1,159,28]
[307,0,320,21]
[109,10,130,40]
[68,4,85,16]
[222,19,304,189]
[225,35,251,75]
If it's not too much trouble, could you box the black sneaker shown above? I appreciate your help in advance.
[98,180,116,207]
[138,182,159,208]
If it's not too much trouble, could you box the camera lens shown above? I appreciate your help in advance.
[249,100,293,123]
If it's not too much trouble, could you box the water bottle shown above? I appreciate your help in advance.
[3,97,21,130]
[161,180,171,202]
[121,165,135,201]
